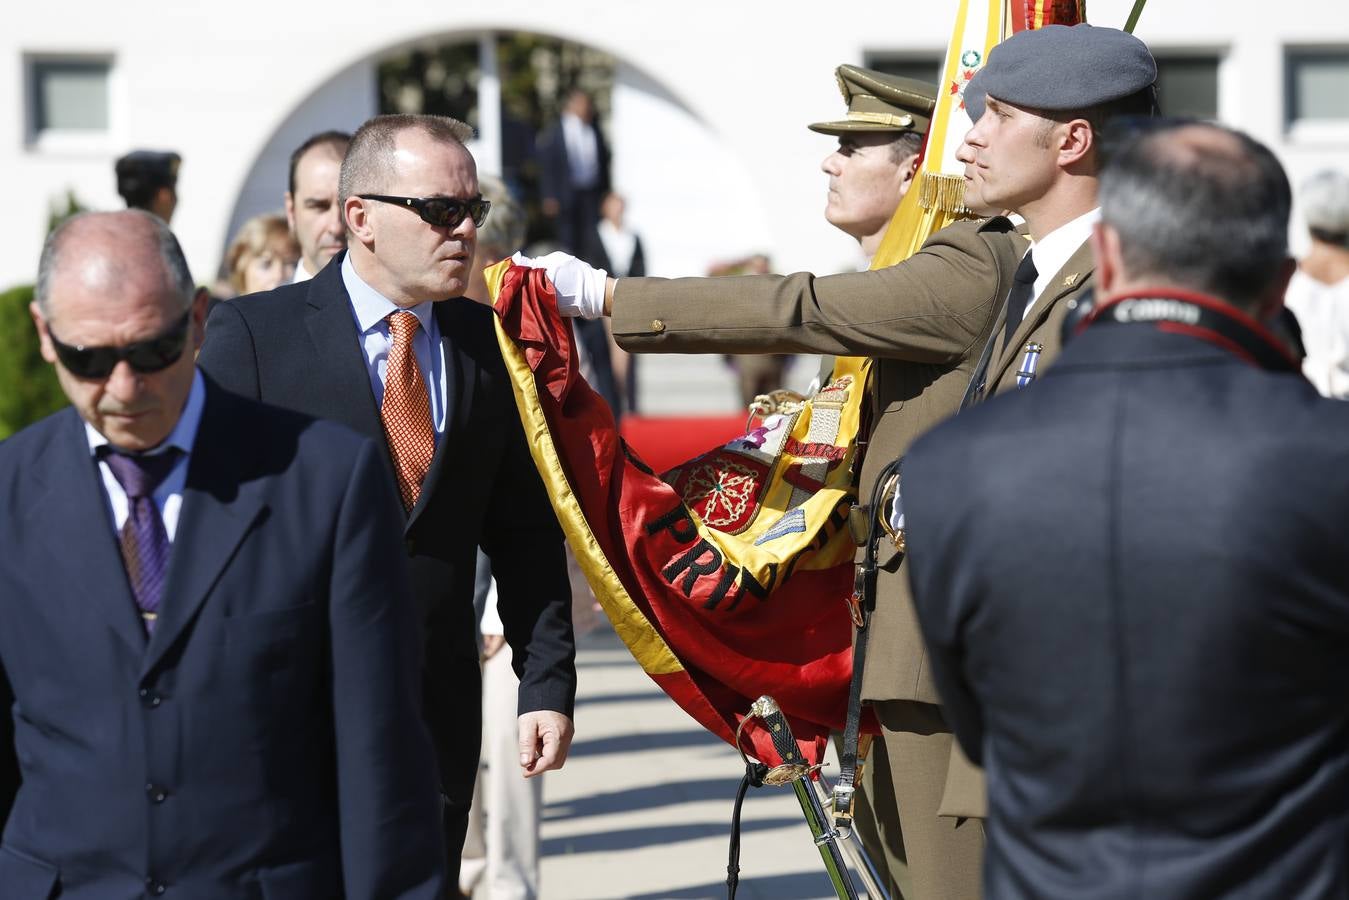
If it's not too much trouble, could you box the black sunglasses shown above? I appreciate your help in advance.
[358,194,491,229]
[48,310,192,379]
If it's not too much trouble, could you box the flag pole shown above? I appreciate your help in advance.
[1124,0,1149,33]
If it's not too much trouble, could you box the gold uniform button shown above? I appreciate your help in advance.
[650,319,666,333]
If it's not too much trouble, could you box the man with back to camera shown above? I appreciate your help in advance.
[115,150,180,224]
[199,114,577,873]
[510,24,1159,898]
[903,118,1349,899]
[285,130,351,282]
[0,210,443,898]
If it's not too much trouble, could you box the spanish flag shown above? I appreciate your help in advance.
[487,0,1085,769]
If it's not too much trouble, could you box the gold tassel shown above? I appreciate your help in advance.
[917,172,974,216]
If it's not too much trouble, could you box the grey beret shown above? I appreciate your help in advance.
[965,68,988,123]
[969,24,1156,112]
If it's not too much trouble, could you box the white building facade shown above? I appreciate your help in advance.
[6,1,1348,362]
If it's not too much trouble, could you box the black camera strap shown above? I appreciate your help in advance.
[833,455,902,833]
[1078,290,1301,374]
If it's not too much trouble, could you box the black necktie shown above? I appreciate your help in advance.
[1002,251,1038,352]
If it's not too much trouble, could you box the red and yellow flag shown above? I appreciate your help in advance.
[488,261,871,767]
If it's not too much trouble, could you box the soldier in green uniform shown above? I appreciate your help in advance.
[808,63,937,900]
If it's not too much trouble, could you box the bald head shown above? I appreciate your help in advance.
[1098,120,1291,310]
[36,210,194,321]
[30,210,205,451]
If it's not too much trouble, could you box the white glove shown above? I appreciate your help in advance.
[511,251,609,319]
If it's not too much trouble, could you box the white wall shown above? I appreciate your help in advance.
[5,0,1349,289]
[220,60,378,277]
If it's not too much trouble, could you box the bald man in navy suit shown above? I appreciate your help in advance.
[0,210,443,899]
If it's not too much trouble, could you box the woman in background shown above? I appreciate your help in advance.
[226,213,300,296]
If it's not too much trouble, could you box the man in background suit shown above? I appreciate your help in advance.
[199,113,577,872]
[0,210,443,898]
[514,25,1158,898]
[905,120,1349,898]
[538,88,611,264]
[285,130,351,283]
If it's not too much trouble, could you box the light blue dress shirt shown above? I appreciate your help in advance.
[341,254,449,439]
[86,368,206,542]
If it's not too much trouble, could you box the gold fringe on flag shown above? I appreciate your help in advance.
[917,171,975,217]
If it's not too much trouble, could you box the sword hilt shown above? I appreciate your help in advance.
[749,696,804,766]
[746,696,820,785]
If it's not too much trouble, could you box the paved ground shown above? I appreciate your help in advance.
[538,624,850,900]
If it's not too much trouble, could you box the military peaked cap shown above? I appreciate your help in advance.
[809,65,937,136]
[115,150,181,196]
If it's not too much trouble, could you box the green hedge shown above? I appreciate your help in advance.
[0,284,68,439]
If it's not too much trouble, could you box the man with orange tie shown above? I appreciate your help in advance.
[199,114,577,872]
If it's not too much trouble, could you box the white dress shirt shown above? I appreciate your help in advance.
[597,220,637,276]
[341,254,449,438]
[561,113,601,189]
[1016,208,1101,325]
[1284,269,1349,398]
[291,258,312,283]
[87,369,206,542]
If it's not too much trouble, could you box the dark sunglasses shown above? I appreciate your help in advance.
[48,310,192,379]
[358,194,491,228]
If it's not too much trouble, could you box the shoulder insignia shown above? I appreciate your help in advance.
[1062,273,1080,287]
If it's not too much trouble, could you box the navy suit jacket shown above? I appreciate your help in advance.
[0,380,444,899]
[537,117,611,208]
[905,322,1349,898]
[197,254,575,852]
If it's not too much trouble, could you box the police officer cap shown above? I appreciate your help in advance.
[968,24,1155,113]
[115,150,181,199]
[809,64,937,137]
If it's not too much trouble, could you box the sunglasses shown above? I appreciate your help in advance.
[48,310,192,379]
[358,194,491,229]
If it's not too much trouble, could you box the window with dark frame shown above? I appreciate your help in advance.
[29,59,110,134]
[1155,55,1221,120]
[1286,49,1349,123]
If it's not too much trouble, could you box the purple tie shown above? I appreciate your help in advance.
[100,448,181,633]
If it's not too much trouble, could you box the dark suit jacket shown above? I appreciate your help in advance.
[537,117,611,208]
[538,118,612,263]
[904,321,1349,898]
[197,254,575,848]
[0,380,443,899]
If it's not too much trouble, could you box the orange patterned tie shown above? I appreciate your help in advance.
[381,311,436,511]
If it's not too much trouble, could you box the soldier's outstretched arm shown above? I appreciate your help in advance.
[606,218,1024,363]
[502,221,1022,361]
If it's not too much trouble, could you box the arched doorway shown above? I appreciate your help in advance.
[223,31,773,283]
[221,30,781,411]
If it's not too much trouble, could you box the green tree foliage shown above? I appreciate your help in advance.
[0,284,66,439]
[0,189,87,437]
